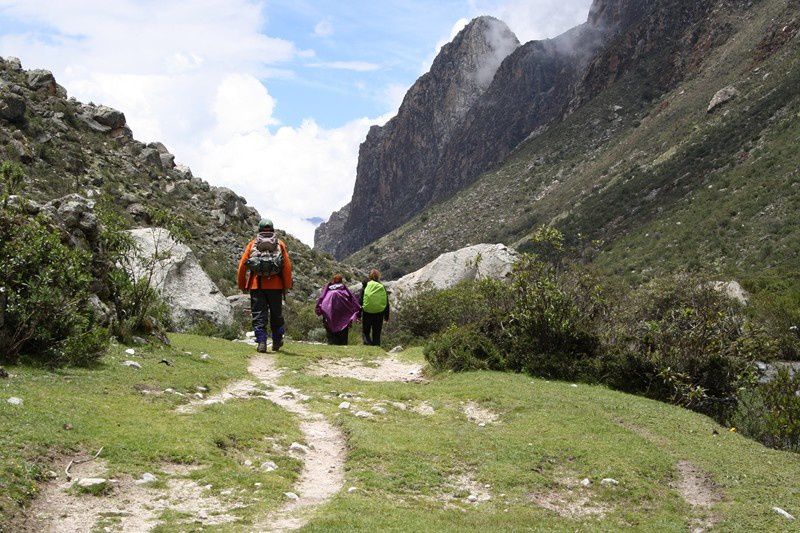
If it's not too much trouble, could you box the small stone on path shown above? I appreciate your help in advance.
[284,492,299,500]
[135,473,157,485]
[389,345,404,354]
[289,442,309,454]
[76,478,107,490]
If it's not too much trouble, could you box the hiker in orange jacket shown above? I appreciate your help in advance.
[237,218,293,352]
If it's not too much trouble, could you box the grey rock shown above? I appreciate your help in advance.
[289,442,309,454]
[600,478,619,486]
[388,345,404,354]
[135,472,157,485]
[708,86,739,113]
[7,397,23,405]
[354,410,373,418]
[5,57,22,70]
[159,152,176,169]
[260,461,278,472]
[138,147,163,169]
[26,69,57,95]
[86,105,126,129]
[338,401,351,410]
[76,478,107,490]
[773,507,795,520]
[284,492,299,500]
[227,294,250,314]
[709,281,749,306]
[0,89,25,124]
[122,360,142,369]
[385,243,518,302]
[126,228,234,330]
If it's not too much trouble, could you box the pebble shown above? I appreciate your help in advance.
[389,345,404,354]
[193,392,204,399]
[570,384,578,388]
[200,354,210,361]
[338,401,351,410]
[76,477,107,489]
[7,397,22,406]
[198,510,208,520]
[284,492,299,500]
[354,411,372,418]
[347,486,358,493]
[124,348,136,355]
[773,507,795,520]
[601,478,619,486]
[580,478,591,487]
[372,406,387,414]
[467,494,478,502]
[289,442,309,454]
[391,402,407,411]
[135,472,157,485]
[164,388,175,394]
[243,460,253,467]
[121,360,141,369]
[196,386,209,393]
[261,461,278,472]
[132,336,147,345]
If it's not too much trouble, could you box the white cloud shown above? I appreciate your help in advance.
[308,60,381,72]
[470,0,592,43]
[381,83,407,113]
[313,19,334,37]
[0,0,389,245]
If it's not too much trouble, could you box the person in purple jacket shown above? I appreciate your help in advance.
[315,274,361,345]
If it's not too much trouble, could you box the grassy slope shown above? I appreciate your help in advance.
[346,0,800,288]
[2,338,799,531]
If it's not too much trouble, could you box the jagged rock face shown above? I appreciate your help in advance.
[321,0,726,262]
[314,202,350,254]
[326,17,519,257]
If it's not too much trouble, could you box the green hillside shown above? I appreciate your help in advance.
[346,0,800,291]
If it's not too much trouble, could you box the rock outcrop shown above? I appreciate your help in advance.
[385,243,518,302]
[314,203,350,255]
[126,228,234,330]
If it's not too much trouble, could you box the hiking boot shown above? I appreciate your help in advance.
[272,337,283,352]
[256,341,267,353]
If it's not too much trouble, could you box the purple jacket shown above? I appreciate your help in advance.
[315,283,361,333]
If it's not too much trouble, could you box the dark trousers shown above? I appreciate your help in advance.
[250,289,284,343]
[362,312,384,346]
[327,326,349,346]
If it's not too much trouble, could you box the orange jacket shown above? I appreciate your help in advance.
[237,239,293,291]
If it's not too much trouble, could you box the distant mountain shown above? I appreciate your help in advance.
[0,58,356,298]
[343,0,800,283]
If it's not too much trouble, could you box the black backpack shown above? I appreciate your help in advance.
[246,232,284,277]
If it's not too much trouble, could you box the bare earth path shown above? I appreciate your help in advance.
[247,354,346,532]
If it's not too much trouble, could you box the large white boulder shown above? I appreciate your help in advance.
[126,228,233,330]
[386,243,518,302]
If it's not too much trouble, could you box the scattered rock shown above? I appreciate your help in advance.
[261,461,278,472]
[7,397,23,406]
[709,280,749,305]
[121,360,142,369]
[243,460,253,467]
[580,478,592,487]
[27,69,58,95]
[75,478,108,493]
[707,85,739,113]
[372,405,388,414]
[600,478,619,486]
[347,486,358,493]
[124,348,136,356]
[338,401,351,410]
[773,507,795,520]
[354,410,373,418]
[132,336,148,345]
[391,402,407,411]
[200,354,211,361]
[134,473,157,485]
[388,345,404,354]
[289,442,309,455]
[284,492,299,501]
[0,89,25,124]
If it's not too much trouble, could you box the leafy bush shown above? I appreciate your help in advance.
[731,369,800,452]
[604,275,777,417]
[425,325,506,372]
[0,198,107,366]
[284,301,322,341]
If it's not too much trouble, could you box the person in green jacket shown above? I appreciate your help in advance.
[359,269,390,346]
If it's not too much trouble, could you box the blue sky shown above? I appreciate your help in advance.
[0,0,592,244]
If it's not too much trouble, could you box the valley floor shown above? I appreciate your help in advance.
[1,335,799,531]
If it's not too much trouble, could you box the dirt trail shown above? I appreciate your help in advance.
[673,461,723,533]
[309,356,425,382]
[249,355,346,532]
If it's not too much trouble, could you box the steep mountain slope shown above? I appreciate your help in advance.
[346,0,800,284]
[0,58,355,298]
[315,16,520,257]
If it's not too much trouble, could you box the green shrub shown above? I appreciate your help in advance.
[284,300,322,341]
[425,325,505,372]
[731,369,800,452]
[0,202,107,366]
[604,274,777,418]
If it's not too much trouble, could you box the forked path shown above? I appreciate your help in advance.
[248,354,347,532]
